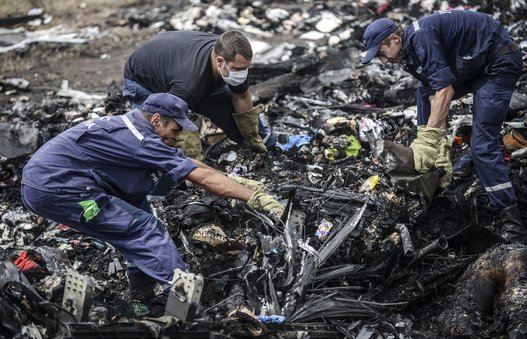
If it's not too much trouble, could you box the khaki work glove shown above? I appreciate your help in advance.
[410,126,447,173]
[173,112,204,160]
[434,138,452,188]
[174,129,204,161]
[232,104,267,153]
[247,190,284,217]
[227,174,267,191]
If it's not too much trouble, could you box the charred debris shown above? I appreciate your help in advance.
[1,1,527,338]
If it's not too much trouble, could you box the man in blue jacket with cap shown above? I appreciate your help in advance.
[361,11,525,243]
[21,92,284,302]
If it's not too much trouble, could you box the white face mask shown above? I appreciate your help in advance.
[220,60,248,86]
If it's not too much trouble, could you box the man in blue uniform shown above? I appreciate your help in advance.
[124,30,275,154]
[21,92,284,300]
[362,11,525,242]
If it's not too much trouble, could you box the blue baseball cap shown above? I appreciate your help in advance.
[362,18,398,64]
[143,93,198,131]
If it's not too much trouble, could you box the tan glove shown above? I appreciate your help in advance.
[173,112,204,160]
[410,126,447,173]
[434,138,452,188]
[227,174,267,191]
[232,104,267,153]
[174,129,204,161]
[247,190,284,217]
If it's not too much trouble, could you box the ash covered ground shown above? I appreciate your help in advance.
[1,0,527,338]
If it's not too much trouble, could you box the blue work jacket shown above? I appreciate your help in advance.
[22,109,196,203]
[402,10,513,91]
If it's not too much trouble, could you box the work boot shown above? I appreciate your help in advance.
[502,205,527,243]
[127,269,157,302]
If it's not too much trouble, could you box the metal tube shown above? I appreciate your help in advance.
[416,237,448,259]
[395,223,416,257]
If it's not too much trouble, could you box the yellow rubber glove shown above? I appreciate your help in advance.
[434,138,452,188]
[232,104,267,153]
[247,190,284,217]
[410,126,447,173]
[227,174,267,191]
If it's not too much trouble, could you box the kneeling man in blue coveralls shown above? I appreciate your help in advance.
[362,10,525,242]
[20,92,284,301]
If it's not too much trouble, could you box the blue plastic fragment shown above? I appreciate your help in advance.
[276,134,311,151]
[257,315,286,324]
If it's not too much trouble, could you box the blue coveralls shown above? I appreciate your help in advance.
[401,10,523,208]
[21,109,197,284]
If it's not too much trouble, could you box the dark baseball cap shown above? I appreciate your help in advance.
[143,93,198,131]
[362,18,398,64]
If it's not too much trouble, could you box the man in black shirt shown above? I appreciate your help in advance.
[123,30,275,154]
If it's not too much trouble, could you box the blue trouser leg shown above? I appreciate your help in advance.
[470,50,522,208]
[123,78,153,109]
[21,185,186,284]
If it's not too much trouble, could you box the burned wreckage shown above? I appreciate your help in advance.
[1,0,527,338]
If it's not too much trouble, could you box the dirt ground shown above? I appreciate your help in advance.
[0,0,154,99]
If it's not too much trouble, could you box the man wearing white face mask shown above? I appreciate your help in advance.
[123,30,275,155]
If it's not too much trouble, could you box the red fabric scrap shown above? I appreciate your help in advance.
[14,250,39,272]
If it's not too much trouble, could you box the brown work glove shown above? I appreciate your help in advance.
[173,111,204,160]
[174,129,204,161]
[232,104,267,153]
[227,174,267,191]
[247,190,284,217]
